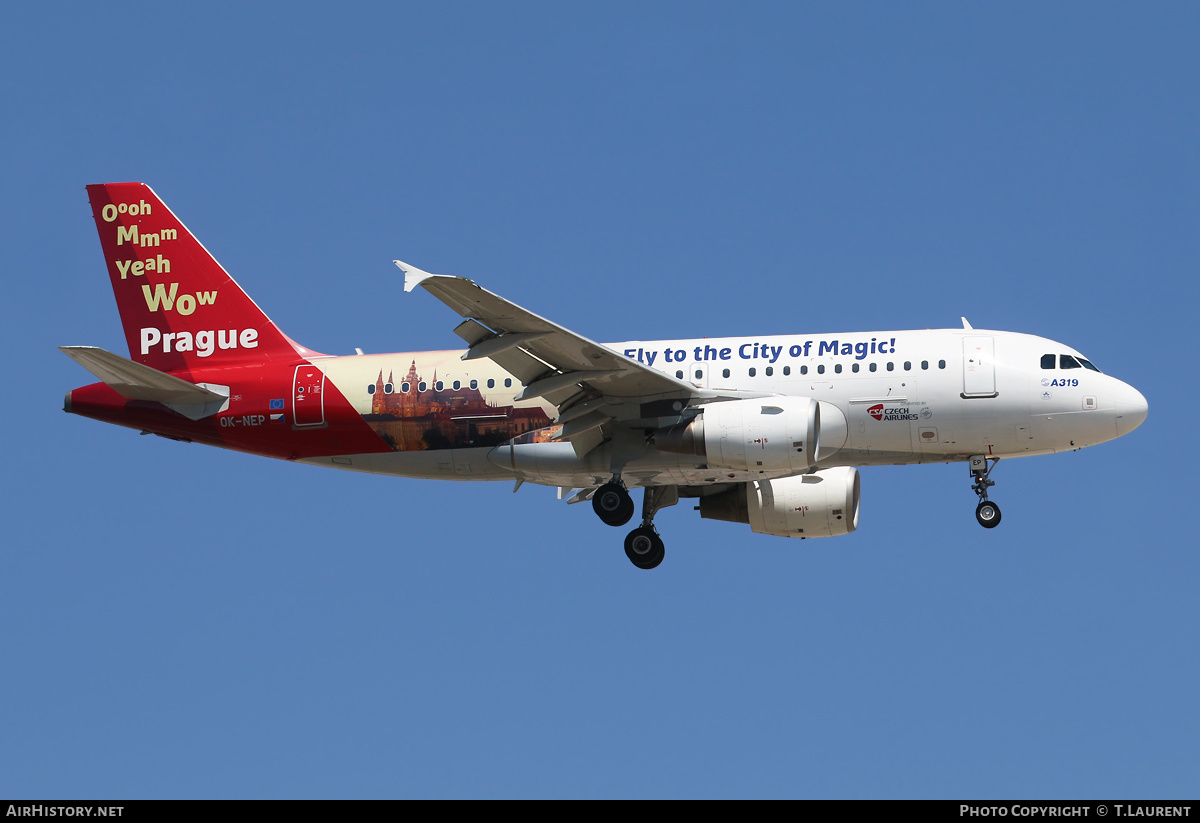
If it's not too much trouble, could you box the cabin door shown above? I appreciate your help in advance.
[292,365,326,427]
[962,336,997,398]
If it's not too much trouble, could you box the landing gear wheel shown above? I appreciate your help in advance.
[968,456,1002,530]
[624,526,665,569]
[593,482,634,527]
[975,500,1002,529]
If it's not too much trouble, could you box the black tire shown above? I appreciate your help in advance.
[593,483,634,527]
[624,526,665,569]
[975,500,1002,529]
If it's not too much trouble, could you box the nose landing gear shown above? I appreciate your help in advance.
[969,455,1002,529]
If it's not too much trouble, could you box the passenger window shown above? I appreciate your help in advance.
[675,370,683,379]
[817,365,825,374]
[921,360,928,370]
[504,378,512,388]
[435,381,444,391]
[869,362,877,372]
[694,369,702,380]
[904,361,911,371]
[1060,355,1082,370]
[800,366,808,375]
[765,366,773,376]
[722,368,730,378]
[749,367,756,377]
[383,382,393,394]
[783,366,791,376]
[938,360,946,369]
[367,384,376,395]
[1041,354,1056,369]
[418,381,428,392]
[487,378,495,389]
[887,362,894,371]
[401,382,410,393]
[834,364,842,374]
[470,379,478,389]
[453,380,461,390]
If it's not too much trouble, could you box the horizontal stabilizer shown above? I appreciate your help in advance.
[60,346,229,420]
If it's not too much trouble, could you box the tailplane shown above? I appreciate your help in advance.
[60,345,230,420]
[86,183,308,372]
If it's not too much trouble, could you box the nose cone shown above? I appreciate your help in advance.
[1114,382,1148,437]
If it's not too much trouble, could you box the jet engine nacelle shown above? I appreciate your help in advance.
[656,396,820,473]
[699,467,860,538]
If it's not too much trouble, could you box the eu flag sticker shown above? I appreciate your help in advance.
[269,399,285,410]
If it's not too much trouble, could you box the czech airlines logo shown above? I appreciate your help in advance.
[868,403,919,422]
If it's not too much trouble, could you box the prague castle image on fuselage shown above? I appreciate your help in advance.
[364,360,552,451]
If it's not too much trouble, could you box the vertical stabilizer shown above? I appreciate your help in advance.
[86,183,304,372]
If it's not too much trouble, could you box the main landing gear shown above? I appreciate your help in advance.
[592,480,676,569]
[969,455,1002,529]
[592,481,635,527]
[624,525,665,570]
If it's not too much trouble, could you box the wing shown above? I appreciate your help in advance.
[396,260,713,455]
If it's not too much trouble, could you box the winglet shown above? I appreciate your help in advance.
[961,317,974,330]
[394,260,437,293]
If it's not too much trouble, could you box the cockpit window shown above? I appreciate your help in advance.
[1043,352,1101,372]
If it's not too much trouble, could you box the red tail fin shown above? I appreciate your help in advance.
[87,183,310,372]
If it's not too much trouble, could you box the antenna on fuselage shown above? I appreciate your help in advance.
[961,317,973,330]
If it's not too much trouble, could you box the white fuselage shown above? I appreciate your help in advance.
[303,327,1147,490]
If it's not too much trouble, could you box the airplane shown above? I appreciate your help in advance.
[63,183,1149,569]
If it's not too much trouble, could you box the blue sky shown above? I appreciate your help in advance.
[2,2,1197,798]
